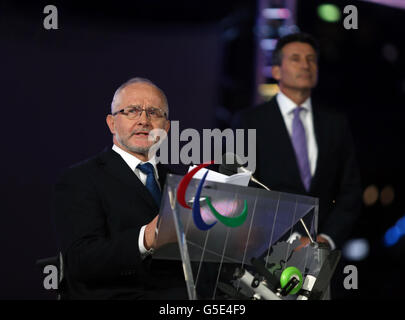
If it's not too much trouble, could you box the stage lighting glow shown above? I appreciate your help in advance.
[343,238,370,261]
[363,184,379,206]
[278,25,300,37]
[260,39,278,51]
[397,216,405,231]
[317,4,341,22]
[262,8,291,20]
[359,0,405,10]
[261,66,272,78]
[383,214,405,247]
[384,226,401,247]
[380,185,395,206]
[258,83,279,99]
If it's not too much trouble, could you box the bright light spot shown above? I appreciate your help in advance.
[278,25,300,37]
[343,238,370,261]
[395,216,405,236]
[384,226,401,247]
[262,8,291,20]
[380,185,394,206]
[317,4,341,23]
[363,185,378,206]
[258,83,279,100]
[260,39,278,51]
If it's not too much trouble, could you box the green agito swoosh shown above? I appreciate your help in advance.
[205,197,248,228]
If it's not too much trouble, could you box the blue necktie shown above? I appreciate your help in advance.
[291,107,312,191]
[137,163,162,206]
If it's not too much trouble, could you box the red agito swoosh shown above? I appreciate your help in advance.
[176,161,214,209]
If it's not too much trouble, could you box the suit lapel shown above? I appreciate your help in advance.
[98,148,159,211]
[157,164,169,189]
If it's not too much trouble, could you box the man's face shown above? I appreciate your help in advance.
[272,42,318,91]
[106,83,170,157]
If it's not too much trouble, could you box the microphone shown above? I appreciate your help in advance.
[219,152,314,244]
[218,152,241,176]
[219,153,273,192]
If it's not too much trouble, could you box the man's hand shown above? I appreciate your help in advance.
[294,235,330,251]
[144,215,159,250]
[144,214,179,251]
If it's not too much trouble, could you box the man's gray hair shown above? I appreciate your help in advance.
[110,77,169,116]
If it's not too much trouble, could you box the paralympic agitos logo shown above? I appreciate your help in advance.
[177,161,248,231]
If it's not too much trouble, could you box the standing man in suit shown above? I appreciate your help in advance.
[54,78,187,299]
[235,33,362,251]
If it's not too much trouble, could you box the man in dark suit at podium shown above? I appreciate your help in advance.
[54,78,187,299]
[235,33,362,250]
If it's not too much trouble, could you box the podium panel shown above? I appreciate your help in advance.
[153,174,320,300]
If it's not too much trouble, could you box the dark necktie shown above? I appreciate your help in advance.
[137,162,162,206]
[291,107,312,191]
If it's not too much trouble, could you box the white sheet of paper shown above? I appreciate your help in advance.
[187,165,251,187]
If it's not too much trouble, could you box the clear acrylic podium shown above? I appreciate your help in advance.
[153,174,320,300]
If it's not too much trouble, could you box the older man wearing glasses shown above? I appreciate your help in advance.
[54,78,187,299]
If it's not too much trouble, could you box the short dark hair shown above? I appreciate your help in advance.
[272,32,319,66]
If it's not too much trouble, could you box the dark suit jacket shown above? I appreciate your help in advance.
[53,147,187,299]
[234,97,362,248]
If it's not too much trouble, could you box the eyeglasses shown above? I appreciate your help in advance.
[112,106,167,120]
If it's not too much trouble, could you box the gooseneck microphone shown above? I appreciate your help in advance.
[219,153,270,191]
[219,153,314,244]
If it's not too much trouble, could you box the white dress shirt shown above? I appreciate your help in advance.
[112,144,159,258]
[276,92,335,250]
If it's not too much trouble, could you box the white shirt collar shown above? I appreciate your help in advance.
[276,90,312,117]
[112,144,159,179]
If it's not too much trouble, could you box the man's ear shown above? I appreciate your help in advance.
[272,65,281,81]
[106,114,115,135]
